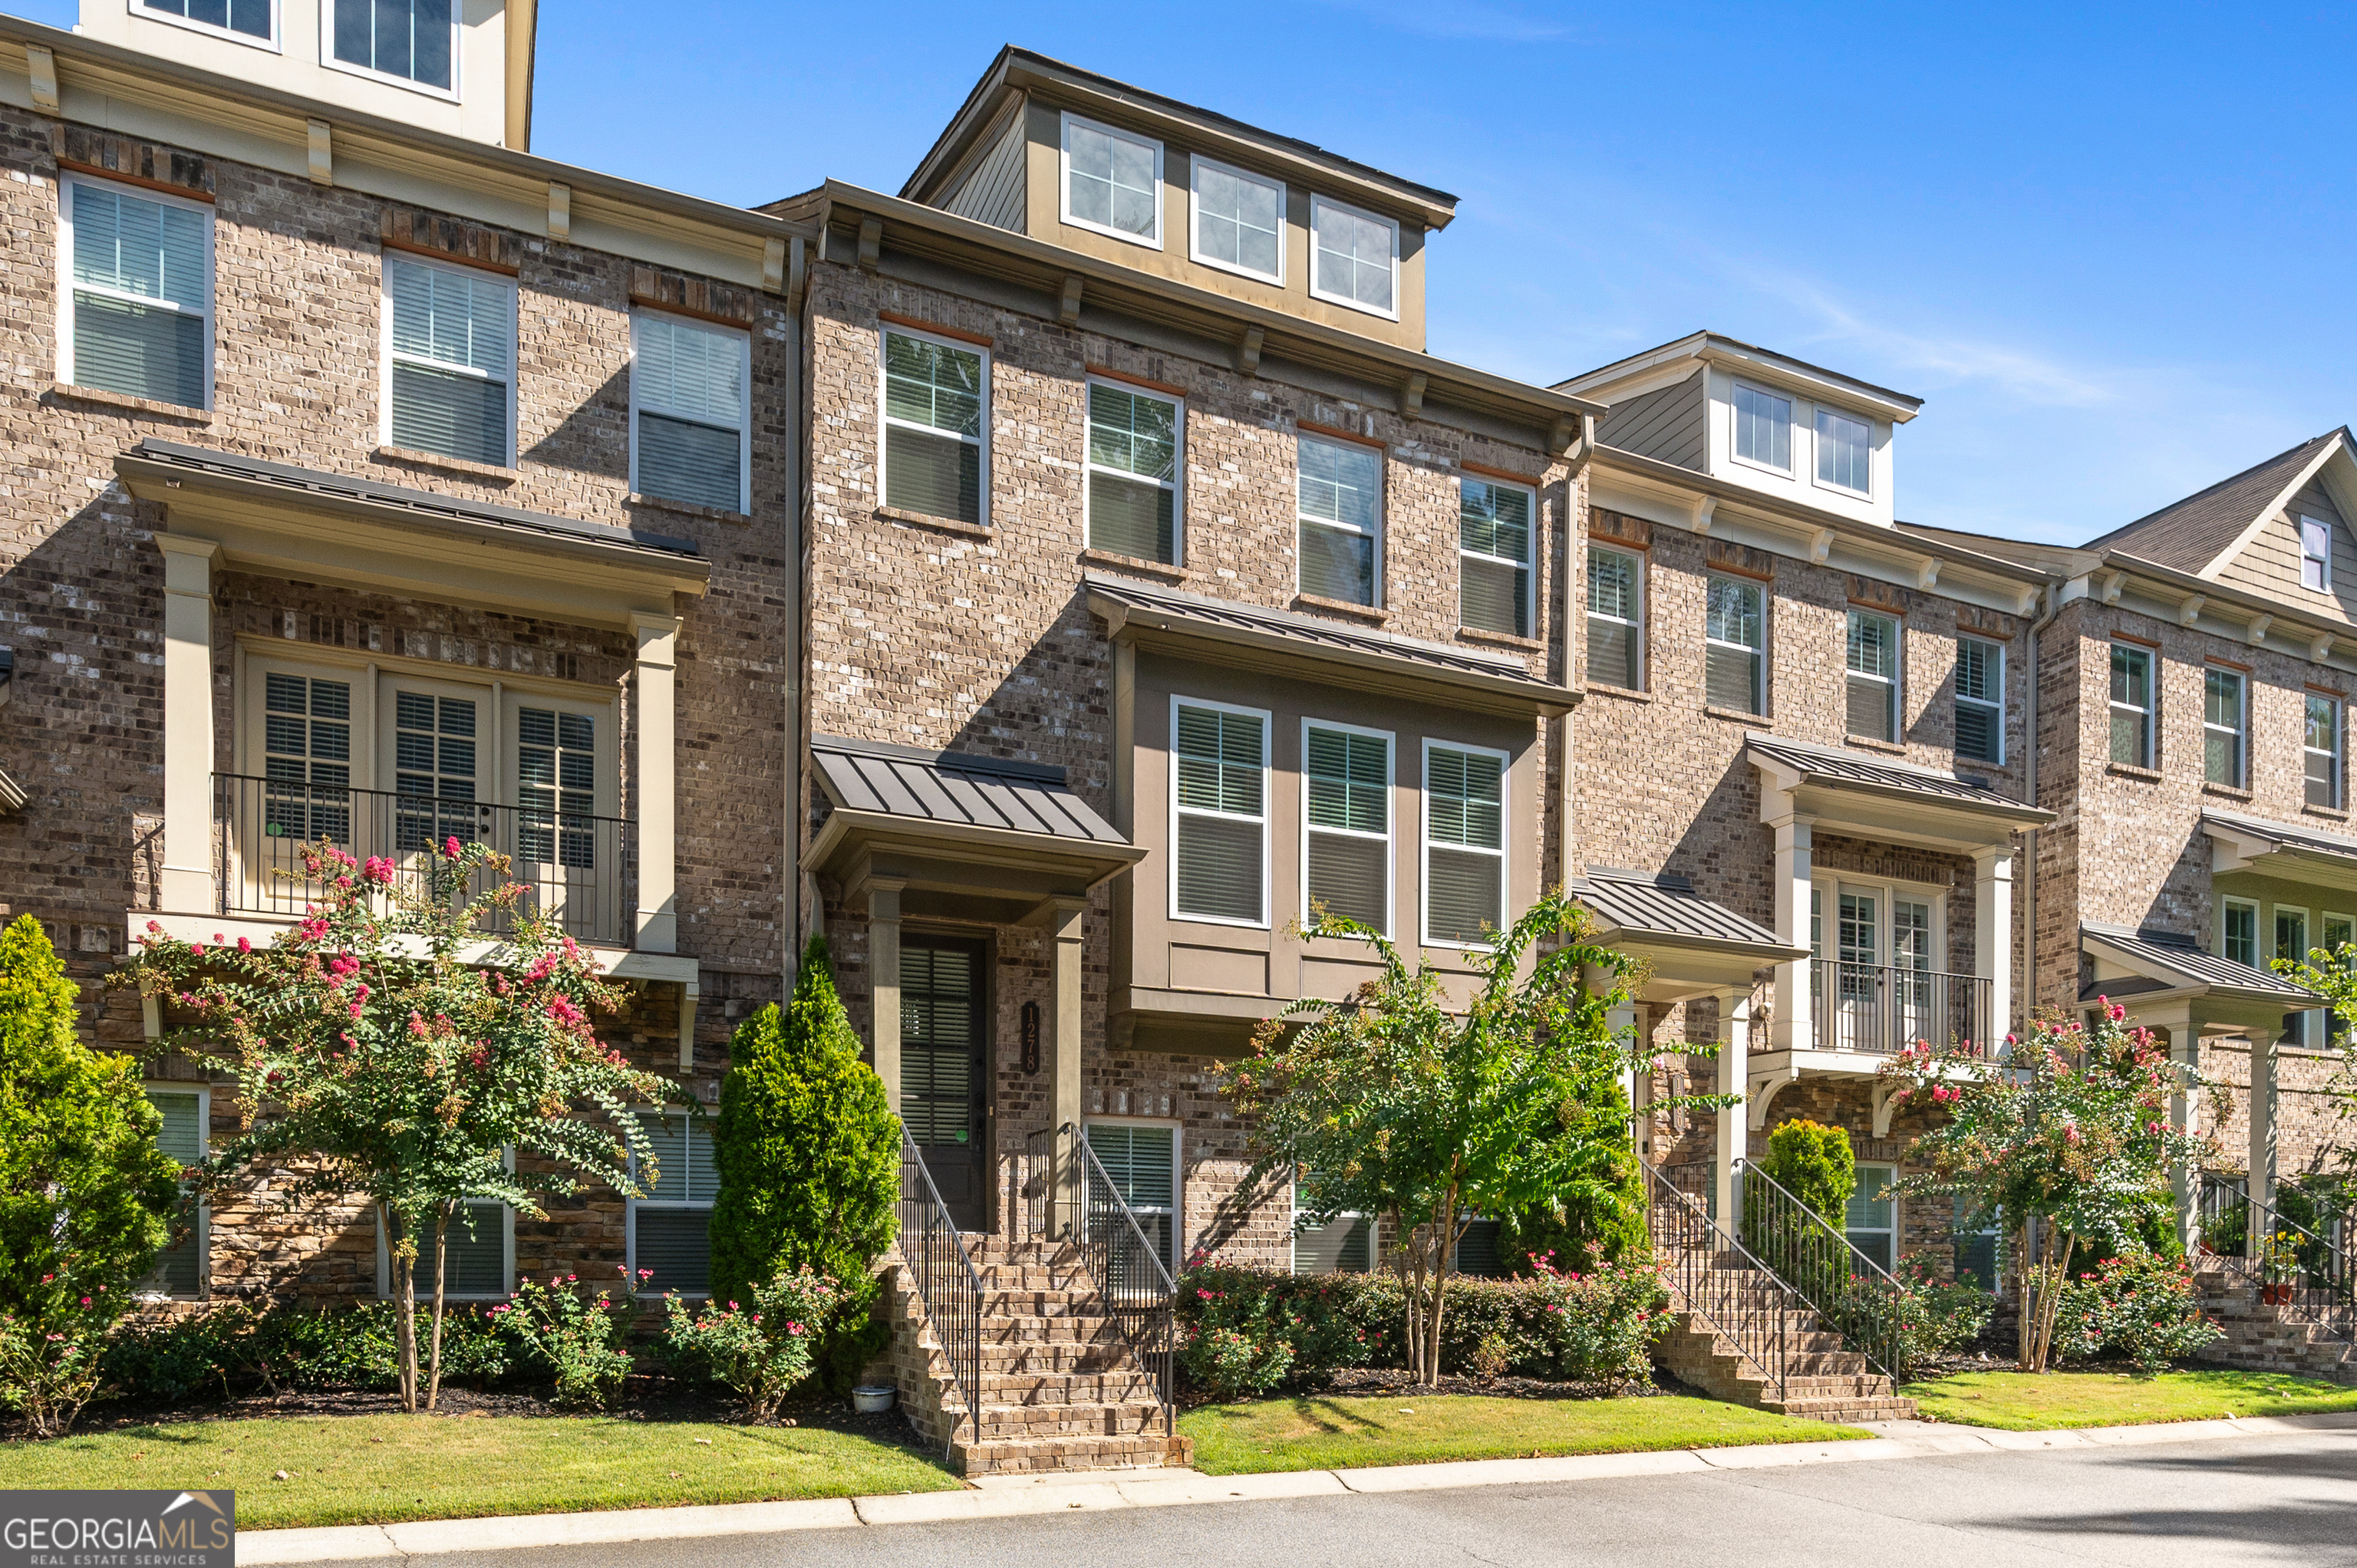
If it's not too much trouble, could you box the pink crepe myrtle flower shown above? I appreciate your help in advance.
[362,855,395,885]
[546,996,586,1026]
[237,936,253,953]
[444,836,463,859]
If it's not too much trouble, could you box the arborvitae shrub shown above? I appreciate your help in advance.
[1761,1118,1857,1222]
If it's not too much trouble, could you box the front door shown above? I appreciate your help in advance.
[1835,889,1879,1049]
[902,935,988,1231]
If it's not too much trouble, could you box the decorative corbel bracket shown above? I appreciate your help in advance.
[2177,593,2206,628]
[1058,274,1083,327]
[1233,325,1264,377]
[1690,495,1717,535]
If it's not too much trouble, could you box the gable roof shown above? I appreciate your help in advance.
[2080,430,2348,573]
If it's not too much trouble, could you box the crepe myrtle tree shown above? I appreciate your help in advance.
[1877,1000,2216,1372]
[2272,944,2357,1187]
[1222,892,1728,1388]
[119,838,675,1412]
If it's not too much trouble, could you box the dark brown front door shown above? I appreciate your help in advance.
[902,935,988,1231]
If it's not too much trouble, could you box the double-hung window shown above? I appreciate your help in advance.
[1297,435,1383,606]
[1304,722,1391,934]
[2204,666,2247,788]
[1955,637,2003,764]
[384,253,514,467]
[1308,196,1398,318]
[328,0,457,94]
[2110,644,2154,767]
[380,1186,511,1300]
[1706,575,1765,715]
[1815,407,1871,495]
[1061,114,1162,247]
[2277,908,2315,1046]
[1424,740,1506,947]
[1172,700,1268,927]
[1587,547,1643,690]
[1190,157,1283,282]
[631,312,749,514]
[1085,1122,1179,1273]
[139,1086,207,1298]
[61,177,211,410]
[1459,477,1535,638]
[1846,1164,1897,1271]
[629,1112,718,1296]
[140,0,275,47]
[2223,898,2259,968]
[881,327,986,525]
[1845,611,1901,743]
[1732,382,1792,472]
[2302,516,2334,592]
[2309,693,2344,809]
[1086,380,1181,564]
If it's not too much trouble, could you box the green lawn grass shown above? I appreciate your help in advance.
[1902,1369,2357,1431]
[0,1414,961,1530]
[1179,1393,1868,1475]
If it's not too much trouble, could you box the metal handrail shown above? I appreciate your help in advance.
[1020,1125,1054,1241]
[1074,1130,1177,1438]
[898,1125,984,1458]
[2197,1177,2354,1347]
[1640,1158,1788,1403]
[1811,957,1993,1055]
[1734,1159,1907,1382]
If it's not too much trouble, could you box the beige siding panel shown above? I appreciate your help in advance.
[942,114,1027,233]
[1598,372,1706,472]
[2215,479,2357,627]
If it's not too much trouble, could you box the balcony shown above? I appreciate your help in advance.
[213,772,637,949]
[1811,959,1993,1056]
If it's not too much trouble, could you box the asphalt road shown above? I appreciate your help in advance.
[328,1428,2357,1568]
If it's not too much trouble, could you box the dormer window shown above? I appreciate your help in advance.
[1309,196,1398,320]
[141,0,275,46]
[1732,382,1792,473]
[1815,407,1871,496]
[328,0,458,96]
[1190,157,1284,283]
[1061,114,1162,248]
[2302,515,2333,592]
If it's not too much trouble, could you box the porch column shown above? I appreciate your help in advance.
[157,536,218,915]
[867,879,904,1114]
[1971,845,2013,1046]
[630,612,680,954]
[1043,896,1089,1240]
[2246,1023,2280,1253]
[1769,815,1813,1052]
[1714,987,1752,1227]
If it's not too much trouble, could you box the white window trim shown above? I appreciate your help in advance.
[1847,1161,1899,1263]
[1168,694,1272,931]
[136,1082,209,1301]
[2301,514,2334,593]
[1810,404,1874,499]
[58,173,216,411]
[1810,872,1950,972]
[1420,736,1511,951]
[626,1109,716,1299]
[1307,194,1401,322]
[1956,636,2005,766]
[2204,664,2248,789]
[1186,153,1286,285]
[134,0,282,52]
[375,1164,516,1303]
[2308,691,2343,810]
[1059,110,1164,251]
[1296,432,1385,607]
[1299,716,1396,939]
[318,0,462,101]
[378,249,518,467]
[1729,379,1795,478]
[1705,574,1767,715]
[1845,610,1903,743]
[628,309,753,516]
[1084,1116,1183,1272]
[876,322,991,529]
[1083,374,1184,565]
[2111,642,2155,767]
[1586,545,1645,692]
[2220,895,2261,968]
[1459,475,1538,640]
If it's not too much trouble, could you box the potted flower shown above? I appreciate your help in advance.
[2257,1231,2301,1305]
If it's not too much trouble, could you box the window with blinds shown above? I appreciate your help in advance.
[141,1089,206,1297]
[633,313,747,514]
[1846,1164,1897,1271]
[385,255,513,466]
[1459,478,1533,638]
[1086,382,1180,563]
[1845,611,1900,743]
[882,329,985,524]
[1310,196,1397,317]
[631,1114,718,1295]
[517,707,596,869]
[386,1202,508,1299]
[1304,724,1389,933]
[331,0,455,91]
[1705,575,1765,715]
[391,690,478,853]
[1086,1122,1177,1270]
[1815,407,1871,494]
[1425,743,1505,947]
[263,673,351,842]
[143,0,275,41]
[1587,548,1642,690]
[901,940,981,1149]
[1063,114,1162,244]
[1955,637,2003,764]
[64,180,210,410]
[1172,702,1266,926]
[1298,436,1382,606]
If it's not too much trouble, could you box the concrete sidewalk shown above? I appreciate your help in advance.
[235,1410,2357,1564]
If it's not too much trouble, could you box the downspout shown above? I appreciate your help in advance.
[2020,576,2065,1031]
[783,232,809,989]
[1560,414,1596,892]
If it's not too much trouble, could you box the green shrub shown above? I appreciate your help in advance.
[1825,1252,1996,1379]
[2050,1252,2220,1373]
[497,1276,635,1410]
[661,1269,835,1421]
[1761,1119,1856,1223]
[708,937,898,1392]
[1493,1079,1649,1275]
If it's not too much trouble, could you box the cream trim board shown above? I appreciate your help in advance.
[1185,153,1285,285]
[57,172,217,411]
[231,634,622,704]
[628,308,752,516]
[1420,734,1511,951]
[1059,110,1165,251]
[318,0,463,103]
[1298,716,1396,940]
[1306,193,1401,322]
[1169,693,1273,932]
[132,0,283,54]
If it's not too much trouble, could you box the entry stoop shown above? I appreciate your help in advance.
[1648,1240,1919,1424]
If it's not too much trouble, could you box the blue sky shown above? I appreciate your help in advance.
[39,1,2356,542]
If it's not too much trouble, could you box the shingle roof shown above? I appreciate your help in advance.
[1571,868,1802,957]
[1745,734,2051,821]
[2079,432,2342,572]
[2081,924,2312,1002]
[2202,807,2357,868]
[809,735,1129,847]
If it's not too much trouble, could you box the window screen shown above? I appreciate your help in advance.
[2109,644,2153,767]
[1815,407,1871,492]
[1734,384,1792,470]
[391,1203,506,1297]
[1845,611,1900,743]
[262,673,352,842]
[333,0,453,90]
[1298,436,1381,606]
[1194,160,1281,279]
[631,1114,717,1294]
[1066,119,1160,241]
[1426,744,1504,945]
[1587,548,1641,690]
[882,331,984,524]
[1459,479,1532,637]
[2308,693,2342,810]
[1086,383,1178,562]
[1705,576,1765,715]
[1955,637,2003,764]
[2204,667,2245,788]
[143,1089,204,1296]
[517,708,596,869]
[386,255,512,466]
[1311,198,1396,314]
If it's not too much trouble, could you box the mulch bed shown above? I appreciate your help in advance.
[1181,1366,1680,1408]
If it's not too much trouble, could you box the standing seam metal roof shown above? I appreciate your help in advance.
[1571,868,1797,953]
[810,735,1129,847]
[2082,923,2312,1000]
[1745,734,2047,817]
[2202,807,2357,866]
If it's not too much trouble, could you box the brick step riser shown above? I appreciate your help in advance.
[951,1435,1194,1476]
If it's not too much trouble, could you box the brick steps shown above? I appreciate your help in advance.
[948,1431,1192,1476]
[2193,1267,2357,1386]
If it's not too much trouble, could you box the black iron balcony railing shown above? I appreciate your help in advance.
[1811,959,1993,1054]
[2197,1176,2354,1349]
[213,772,636,947]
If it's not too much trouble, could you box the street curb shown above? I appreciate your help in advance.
[232,1409,2357,1563]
